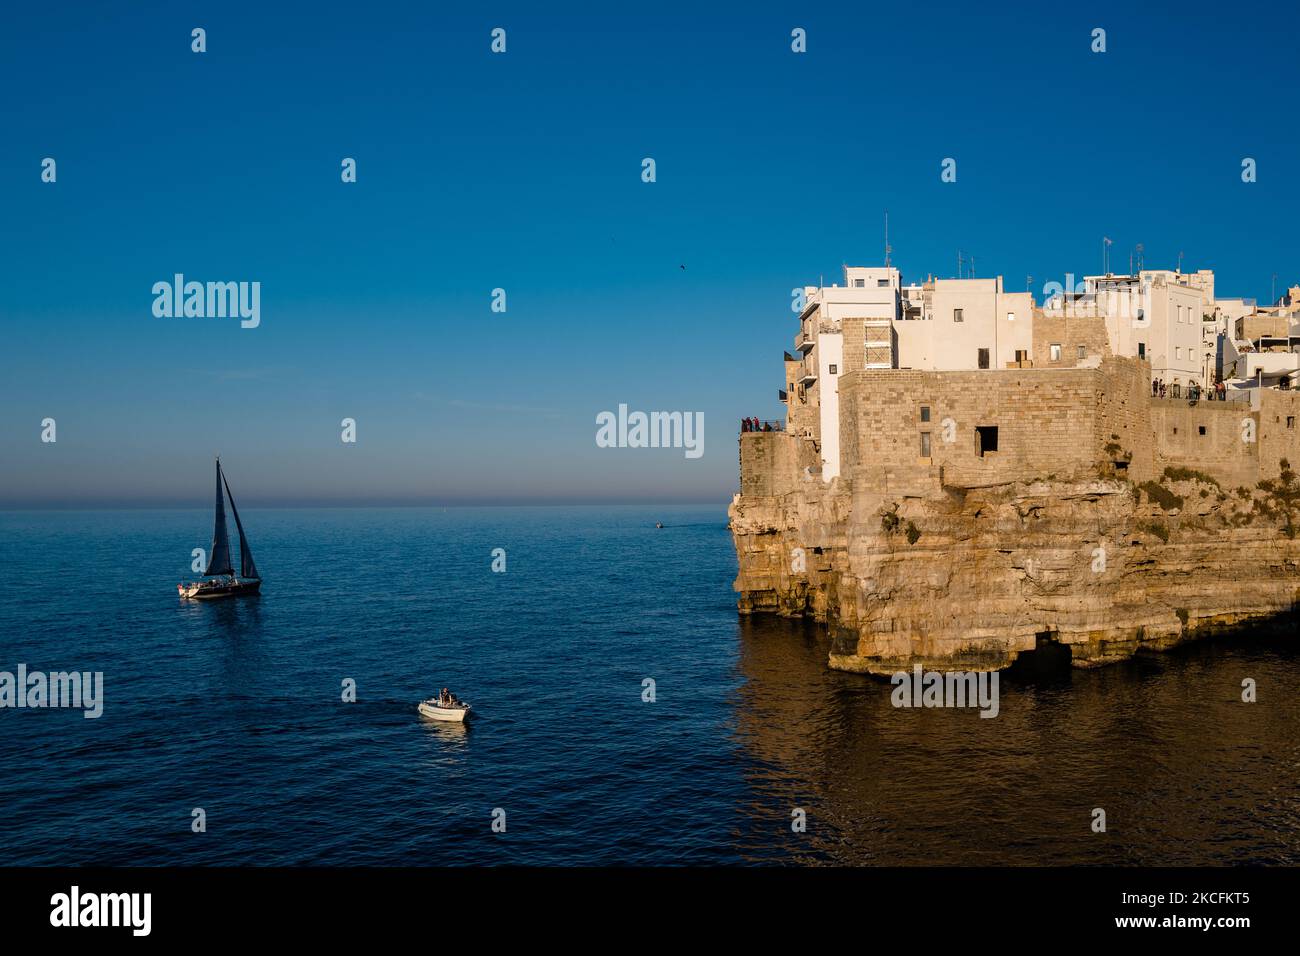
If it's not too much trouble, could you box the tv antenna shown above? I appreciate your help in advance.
[884,210,892,268]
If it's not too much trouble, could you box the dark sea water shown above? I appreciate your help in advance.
[0,505,1297,866]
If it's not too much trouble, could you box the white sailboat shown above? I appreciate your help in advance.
[178,458,262,599]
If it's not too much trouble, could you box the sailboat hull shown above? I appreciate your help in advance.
[178,579,262,600]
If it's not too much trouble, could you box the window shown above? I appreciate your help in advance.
[954,308,964,323]
[1198,426,1207,436]
[1176,347,1183,360]
[1015,349,1028,365]
[1138,342,1146,359]
[1077,345,1086,359]
[877,278,890,287]
[1007,312,1015,322]
[1287,416,1296,429]
[853,278,865,288]
[828,364,837,374]
[977,348,990,369]
[1050,343,1061,361]
[920,405,931,423]
[975,426,998,457]
[920,432,932,457]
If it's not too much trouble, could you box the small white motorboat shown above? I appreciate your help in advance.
[418,693,471,723]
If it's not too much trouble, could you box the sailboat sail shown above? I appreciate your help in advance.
[205,459,234,576]
[221,467,259,580]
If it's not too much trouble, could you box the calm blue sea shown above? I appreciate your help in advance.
[1,506,1297,865]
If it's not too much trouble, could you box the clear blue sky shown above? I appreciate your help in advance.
[2,1,1297,506]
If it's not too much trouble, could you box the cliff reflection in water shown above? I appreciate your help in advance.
[729,615,1300,865]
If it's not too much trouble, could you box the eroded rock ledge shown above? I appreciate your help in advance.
[730,473,1300,674]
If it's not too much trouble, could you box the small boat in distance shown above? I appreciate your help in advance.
[178,458,262,600]
[418,689,471,723]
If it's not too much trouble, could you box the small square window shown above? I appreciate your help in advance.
[954,308,963,323]
[1198,426,1207,435]
[1050,344,1061,361]
[920,406,931,423]
[975,425,998,457]
[1077,345,1086,359]
[1006,312,1015,322]
[854,278,865,287]
[877,278,890,287]
[828,364,837,375]
[1288,417,1296,429]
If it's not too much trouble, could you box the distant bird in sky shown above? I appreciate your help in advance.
[679,264,686,270]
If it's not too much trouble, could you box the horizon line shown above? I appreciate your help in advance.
[0,498,735,512]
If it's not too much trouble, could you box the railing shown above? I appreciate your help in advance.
[1150,388,1249,404]
[740,419,785,433]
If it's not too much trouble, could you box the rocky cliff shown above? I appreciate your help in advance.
[730,468,1300,673]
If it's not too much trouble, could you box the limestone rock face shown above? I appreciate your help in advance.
[730,476,1300,674]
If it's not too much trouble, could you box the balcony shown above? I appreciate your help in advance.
[794,327,815,353]
[798,363,817,386]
